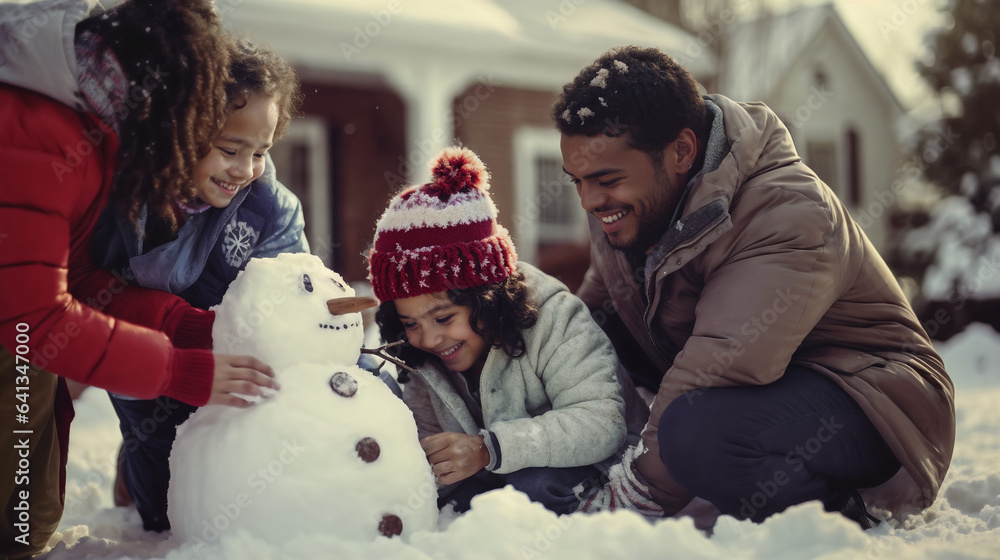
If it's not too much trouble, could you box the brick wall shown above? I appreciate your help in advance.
[294,80,594,290]
[297,79,406,283]
[453,85,591,291]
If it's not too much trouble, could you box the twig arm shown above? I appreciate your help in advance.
[360,340,416,383]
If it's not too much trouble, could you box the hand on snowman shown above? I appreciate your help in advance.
[208,354,281,407]
[421,432,491,486]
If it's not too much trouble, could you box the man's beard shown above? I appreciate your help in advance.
[607,166,680,255]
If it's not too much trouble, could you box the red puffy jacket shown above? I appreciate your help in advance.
[0,84,214,405]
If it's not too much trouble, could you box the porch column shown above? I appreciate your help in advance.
[385,64,471,185]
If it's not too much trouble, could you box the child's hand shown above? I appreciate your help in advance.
[208,354,280,407]
[420,432,490,486]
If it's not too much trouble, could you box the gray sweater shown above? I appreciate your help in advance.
[403,263,632,475]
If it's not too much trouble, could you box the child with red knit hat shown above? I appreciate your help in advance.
[368,146,640,515]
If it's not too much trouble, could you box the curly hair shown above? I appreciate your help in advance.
[226,39,301,141]
[78,0,233,231]
[551,46,709,161]
[375,272,540,379]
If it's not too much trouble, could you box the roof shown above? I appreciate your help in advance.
[220,0,716,92]
[719,3,903,112]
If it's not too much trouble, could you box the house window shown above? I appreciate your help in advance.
[269,117,333,265]
[513,128,588,263]
[846,128,862,206]
[806,140,839,194]
[535,156,580,239]
[814,68,829,91]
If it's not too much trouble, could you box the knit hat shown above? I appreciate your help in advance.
[367,146,517,302]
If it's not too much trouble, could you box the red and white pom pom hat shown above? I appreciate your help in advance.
[367,146,518,302]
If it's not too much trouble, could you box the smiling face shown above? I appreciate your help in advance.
[392,292,489,376]
[193,95,279,208]
[560,134,684,254]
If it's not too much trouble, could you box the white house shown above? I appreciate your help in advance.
[718,3,905,251]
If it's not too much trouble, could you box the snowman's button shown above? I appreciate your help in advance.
[356,437,381,462]
[329,372,358,397]
[379,513,403,537]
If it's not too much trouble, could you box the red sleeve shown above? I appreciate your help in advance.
[0,86,212,405]
[69,266,216,350]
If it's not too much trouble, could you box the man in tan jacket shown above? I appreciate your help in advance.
[553,46,954,527]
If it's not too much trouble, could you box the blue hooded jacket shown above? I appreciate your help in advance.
[93,154,309,310]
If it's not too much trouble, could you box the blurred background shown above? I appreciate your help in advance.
[219,0,999,343]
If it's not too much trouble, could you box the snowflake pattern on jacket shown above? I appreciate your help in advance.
[223,220,260,267]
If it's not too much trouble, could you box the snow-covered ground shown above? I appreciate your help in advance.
[41,323,1000,559]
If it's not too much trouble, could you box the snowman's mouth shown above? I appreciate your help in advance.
[319,320,362,331]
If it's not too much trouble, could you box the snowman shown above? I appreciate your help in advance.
[167,253,437,546]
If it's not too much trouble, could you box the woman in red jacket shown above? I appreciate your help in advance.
[0,1,279,556]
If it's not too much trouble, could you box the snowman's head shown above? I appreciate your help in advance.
[212,253,377,371]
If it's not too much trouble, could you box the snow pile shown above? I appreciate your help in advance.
[42,321,1000,558]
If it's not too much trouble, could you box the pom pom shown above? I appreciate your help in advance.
[426,147,489,198]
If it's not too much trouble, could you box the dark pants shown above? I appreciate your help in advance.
[109,394,197,531]
[441,465,600,515]
[658,366,900,522]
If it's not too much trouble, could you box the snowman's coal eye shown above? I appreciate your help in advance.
[303,274,314,293]
[331,277,347,292]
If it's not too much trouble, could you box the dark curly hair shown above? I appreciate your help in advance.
[375,272,540,380]
[78,0,233,231]
[226,39,301,142]
[551,46,709,163]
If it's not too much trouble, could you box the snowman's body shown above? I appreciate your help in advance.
[168,253,437,544]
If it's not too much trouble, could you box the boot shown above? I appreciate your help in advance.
[113,443,134,508]
[827,489,880,530]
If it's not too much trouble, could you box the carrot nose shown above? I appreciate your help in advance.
[327,296,379,316]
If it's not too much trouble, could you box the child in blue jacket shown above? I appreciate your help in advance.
[92,39,308,532]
